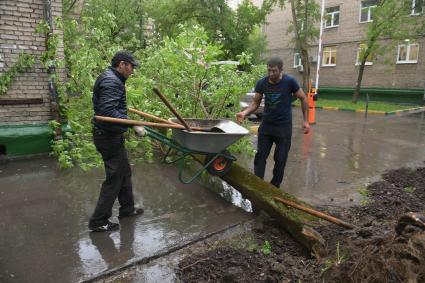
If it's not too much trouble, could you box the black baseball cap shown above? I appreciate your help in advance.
[111,50,140,68]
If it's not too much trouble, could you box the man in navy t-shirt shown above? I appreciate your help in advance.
[236,57,310,188]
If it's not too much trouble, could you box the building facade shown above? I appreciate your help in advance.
[0,0,65,156]
[264,0,425,91]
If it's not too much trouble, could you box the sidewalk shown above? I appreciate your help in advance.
[0,159,252,283]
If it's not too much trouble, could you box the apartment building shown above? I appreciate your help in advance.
[264,0,425,92]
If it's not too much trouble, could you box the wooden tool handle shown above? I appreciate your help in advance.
[273,196,356,229]
[95,115,206,131]
[128,108,179,125]
[152,87,192,131]
[95,115,184,129]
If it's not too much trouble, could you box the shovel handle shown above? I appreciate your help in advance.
[152,87,192,131]
[95,115,182,129]
[128,108,179,125]
[95,115,206,131]
[273,196,356,230]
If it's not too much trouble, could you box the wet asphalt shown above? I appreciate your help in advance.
[247,109,425,205]
[0,109,424,282]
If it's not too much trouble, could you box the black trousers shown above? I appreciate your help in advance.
[254,124,292,188]
[89,128,135,227]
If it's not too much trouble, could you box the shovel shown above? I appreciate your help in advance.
[151,87,227,133]
[128,108,180,126]
[152,87,193,131]
[129,107,226,133]
[95,115,214,132]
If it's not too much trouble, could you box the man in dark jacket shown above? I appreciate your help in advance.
[89,51,144,232]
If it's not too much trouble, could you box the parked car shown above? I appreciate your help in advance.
[240,90,264,118]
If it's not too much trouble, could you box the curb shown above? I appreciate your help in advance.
[385,106,425,116]
[79,222,242,283]
[313,105,425,116]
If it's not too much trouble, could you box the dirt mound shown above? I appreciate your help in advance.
[177,219,322,283]
[177,165,425,283]
[323,166,425,283]
[327,231,425,283]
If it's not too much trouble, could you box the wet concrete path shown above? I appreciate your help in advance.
[0,159,252,283]
[245,110,425,206]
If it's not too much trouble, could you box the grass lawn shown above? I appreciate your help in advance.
[293,93,423,112]
[315,99,416,112]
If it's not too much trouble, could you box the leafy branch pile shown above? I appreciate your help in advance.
[54,0,266,169]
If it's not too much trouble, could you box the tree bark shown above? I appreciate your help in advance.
[289,0,310,90]
[301,48,311,91]
[352,50,370,104]
[221,163,326,258]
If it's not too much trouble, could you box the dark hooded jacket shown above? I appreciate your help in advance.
[92,67,129,134]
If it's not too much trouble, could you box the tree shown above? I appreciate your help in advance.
[64,0,148,51]
[269,0,320,90]
[352,0,424,103]
[288,0,320,90]
[145,0,273,59]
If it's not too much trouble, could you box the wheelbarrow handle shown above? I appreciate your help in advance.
[128,108,179,126]
[152,87,192,131]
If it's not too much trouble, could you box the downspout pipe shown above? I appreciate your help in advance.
[43,0,62,139]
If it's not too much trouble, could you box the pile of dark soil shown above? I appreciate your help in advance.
[322,166,425,283]
[177,219,322,282]
[177,165,425,283]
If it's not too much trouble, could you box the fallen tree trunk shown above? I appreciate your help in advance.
[221,163,326,258]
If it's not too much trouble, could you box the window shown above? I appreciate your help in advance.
[356,44,373,65]
[322,46,337,66]
[360,0,377,22]
[293,52,302,68]
[412,0,424,15]
[397,42,419,63]
[325,6,340,28]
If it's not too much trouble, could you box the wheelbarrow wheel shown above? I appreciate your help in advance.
[205,150,233,177]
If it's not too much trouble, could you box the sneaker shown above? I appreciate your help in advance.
[89,221,119,232]
[118,208,144,219]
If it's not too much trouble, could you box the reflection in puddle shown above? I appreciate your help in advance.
[201,176,252,213]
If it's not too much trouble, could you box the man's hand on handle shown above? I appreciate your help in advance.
[133,126,147,137]
[236,111,246,124]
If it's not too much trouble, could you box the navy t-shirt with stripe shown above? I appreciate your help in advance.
[255,74,300,129]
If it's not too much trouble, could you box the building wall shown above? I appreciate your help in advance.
[264,0,425,90]
[0,0,65,125]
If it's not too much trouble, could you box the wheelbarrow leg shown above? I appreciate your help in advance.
[163,146,190,165]
[177,153,222,184]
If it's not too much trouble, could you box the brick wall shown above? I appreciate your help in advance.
[0,0,65,125]
[263,0,425,90]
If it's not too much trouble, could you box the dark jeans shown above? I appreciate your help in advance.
[89,128,135,227]
[254,124,292,188]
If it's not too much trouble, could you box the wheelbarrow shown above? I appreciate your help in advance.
[144,118,249,184]
[95,115,250,184]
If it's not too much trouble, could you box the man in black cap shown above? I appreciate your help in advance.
[89,50,143,232]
